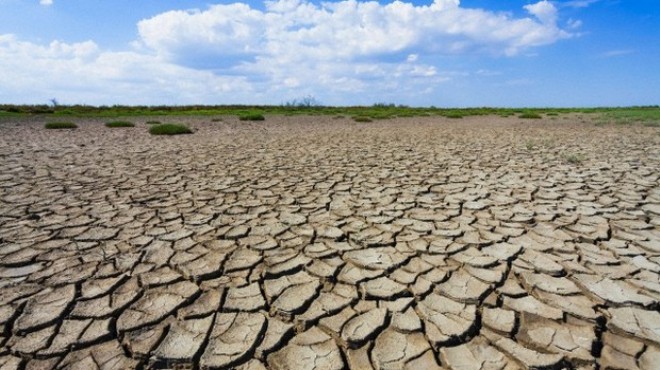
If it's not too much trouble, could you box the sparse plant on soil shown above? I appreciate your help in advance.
[353,116,373,122]
[149,123,192,135]
[211,118,223,122]
[563,153,585,164]
[238,112,265,121]
[519,112,542,119]
[525,141,535,150]
[541,139,555,148]
[105,121,135,128]
[444,111,464,119]
[45,122,77,129]
[146,120,161,125]
[601,108,660,127]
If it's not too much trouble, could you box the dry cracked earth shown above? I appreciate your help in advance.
[0,115,659,370]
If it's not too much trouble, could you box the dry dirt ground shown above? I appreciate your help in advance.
[0,115,659,370]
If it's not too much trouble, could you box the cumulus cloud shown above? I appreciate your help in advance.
[39,0,53,6]
[524,1,558,25]
[0,34,253,104]
[1,0,576,105]
[137,0,571,64]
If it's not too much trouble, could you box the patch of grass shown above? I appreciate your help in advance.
[444,111,464,119]
[145,120,161,125]
[238,112,265,121]
[563,153,585,164]
[601,108,660,127]
[105,121,135,128]
[519,112,542,119]
[148,123,193,135]
[45,122,77,129]
[540,139,555,148]
[211,118,223,122]
[353,116,373,122]
[368,112,394,120]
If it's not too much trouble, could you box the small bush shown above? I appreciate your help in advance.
[238,112,265,121]
[145,120,161,125]
[353,116,373,122]
[519,112,542,119]
[45,122,77,129]
[149,123,193,135]
[444,112,464,119]
[563,153,585,164]
[105,121,134,128]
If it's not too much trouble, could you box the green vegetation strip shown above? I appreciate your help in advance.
[353,116,373,122]
[148,123,192,135]
[45,122,77,129]
[600,108,660,127]
[2,105,657,126]
[105,121,135,128]
[238,112,265,121]
[519,112,542,119]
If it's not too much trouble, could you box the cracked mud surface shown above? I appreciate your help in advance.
[1,115,659,370]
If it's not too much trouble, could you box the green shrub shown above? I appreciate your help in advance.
[105,121,135,128]
[563,153,585,164]
[519,112,542,119]
[353,116,373,122]
[149,123,193,135]
[444,112,464,119]
[45,122,77,129]
[238,112,265,121]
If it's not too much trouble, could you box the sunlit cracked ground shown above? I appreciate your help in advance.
[1,115,659,370]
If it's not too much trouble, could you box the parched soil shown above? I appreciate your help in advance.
[0,115,659,370]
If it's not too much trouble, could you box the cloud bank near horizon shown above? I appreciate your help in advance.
[1,0,573,105]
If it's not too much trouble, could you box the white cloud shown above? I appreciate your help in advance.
[137,0,571,63]
[524,1,558,25]
[1,0,575,105]
[0,34,253,104]
[567,18,583,29]
[562,0,599,8]
[39,0,53,5]
[599,49,635,58]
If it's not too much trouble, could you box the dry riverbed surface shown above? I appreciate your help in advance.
[0,115,659,370]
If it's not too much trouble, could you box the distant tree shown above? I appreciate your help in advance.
[49,98,59,107]
[284,95,321,108]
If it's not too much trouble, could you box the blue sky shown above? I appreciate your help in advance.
[0,0,657,107]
